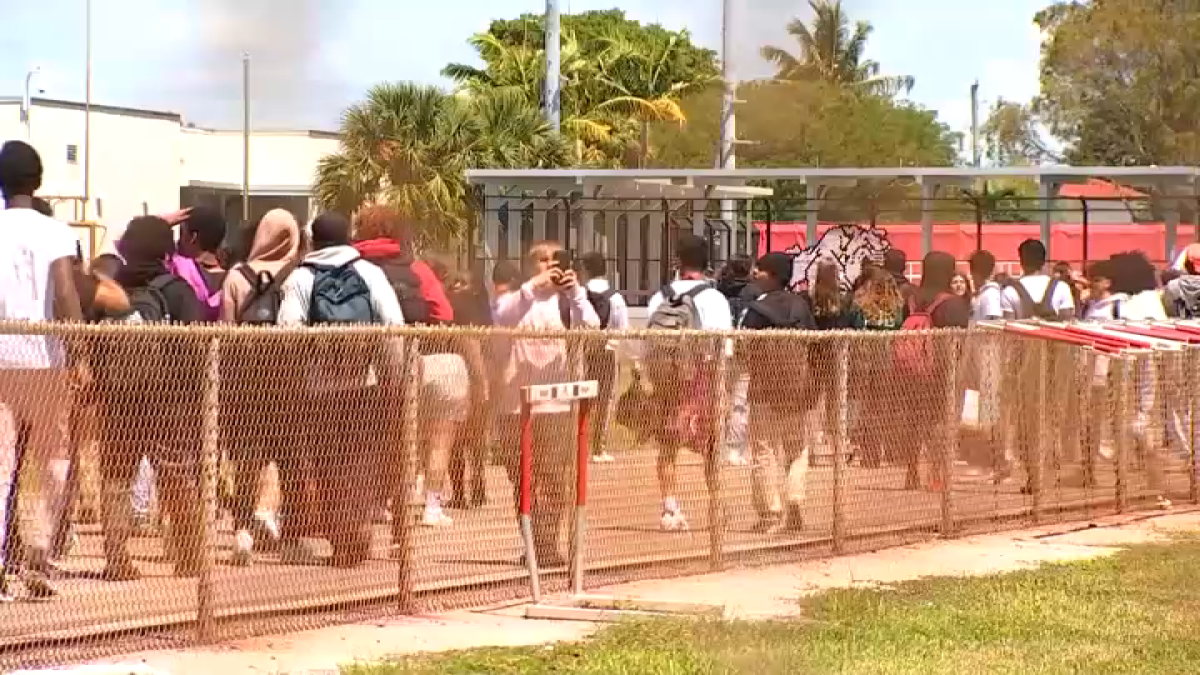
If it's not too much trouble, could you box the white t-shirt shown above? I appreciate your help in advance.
[1083,294,1127,321]
[1000,274,1076,319]
[1119,291,1168,321]
[646,280,733,330]
[0,208,82,369]
[973,281,1004,321]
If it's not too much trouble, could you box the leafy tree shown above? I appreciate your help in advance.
[443,9,719,166]
[1035,0,1200,165]
[650,80,957,219]
[761,0,914,97]
[981,99,1057,166]
[313,82,569,248]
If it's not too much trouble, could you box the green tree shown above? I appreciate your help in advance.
[1035,0,1200,165]
[443,9,720,166]
[981,99,1057,166]
[650,81,958,219]
[313,82,569,248]
[761,0,914,97]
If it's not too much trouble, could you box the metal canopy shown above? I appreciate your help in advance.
[467,166,1200,186]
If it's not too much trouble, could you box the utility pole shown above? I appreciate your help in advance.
[718,0,736,173]
[970,80,980,168]
[83,0,92,220]
[242,53,251,226]
[544,0,561,132]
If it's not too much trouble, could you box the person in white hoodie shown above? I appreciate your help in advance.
[277,212,404,568]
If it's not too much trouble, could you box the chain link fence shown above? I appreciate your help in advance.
[0,322,1194,668]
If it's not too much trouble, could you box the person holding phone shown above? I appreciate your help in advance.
[492,241,599,568]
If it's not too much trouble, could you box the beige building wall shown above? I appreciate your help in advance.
[0,98,340,258]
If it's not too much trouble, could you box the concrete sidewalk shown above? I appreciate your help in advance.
[90,510,1200,675]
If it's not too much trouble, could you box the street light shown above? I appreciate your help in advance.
[21,66,44,141]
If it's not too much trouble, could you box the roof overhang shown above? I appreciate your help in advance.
[184,180,312,197]
[466,167,1200,193]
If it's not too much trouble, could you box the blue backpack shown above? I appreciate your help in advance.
[303,257,376,324]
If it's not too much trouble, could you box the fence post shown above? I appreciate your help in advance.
[1189,348,1198,505]
[1031,339,1048,524]
[196,336,220,643]
[707,334,732,572]
[395,335,420,614]
[940,332,961,537]
[1114,356,1130,514]
[830,336,848,554]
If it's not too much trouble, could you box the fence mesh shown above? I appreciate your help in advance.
[0,322,1194,669]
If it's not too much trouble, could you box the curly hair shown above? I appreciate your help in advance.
[353,204,413,252]
[853,265,904,324]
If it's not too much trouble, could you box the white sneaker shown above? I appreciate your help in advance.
[422,507,453,528]
[231,529,254,567]
[660,510,690,532]
[726,451,749,467]
[593,452,615,463]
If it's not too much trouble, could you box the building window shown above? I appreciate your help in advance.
[66,145,78,164]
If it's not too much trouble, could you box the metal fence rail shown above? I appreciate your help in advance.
[0,322,1193,669]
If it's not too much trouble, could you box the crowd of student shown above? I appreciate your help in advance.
[0,134,1191,604]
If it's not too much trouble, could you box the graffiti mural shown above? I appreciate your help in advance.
[783,224,892,292]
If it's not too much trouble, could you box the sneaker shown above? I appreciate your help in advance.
[592,452,616,464]
[660,510,690,532]
[421,507,453,528]
[231,529,254,567]
[726,451,749,467]
[21,571,57,600]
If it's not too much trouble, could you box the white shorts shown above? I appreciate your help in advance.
[421,353,470,423]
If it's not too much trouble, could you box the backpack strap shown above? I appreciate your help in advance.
[924,292,953,315]
[1040,278,1061,315]
[659,284,678,303]
[1005,279,1036,317]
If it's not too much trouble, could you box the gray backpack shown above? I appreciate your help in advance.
[647,283,708,331]
[644,283,710,386]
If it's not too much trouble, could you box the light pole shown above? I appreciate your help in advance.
[544,0,561,132]
[21,66,43,142]
[83,0,93,220]
[242,53,251,226]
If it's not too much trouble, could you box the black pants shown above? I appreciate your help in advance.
[305,387,385,567]
[98,395,204,577]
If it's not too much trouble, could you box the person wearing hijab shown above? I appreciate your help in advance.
[220,208,301,322]
[218,209,304,566]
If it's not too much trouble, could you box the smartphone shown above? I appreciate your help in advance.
[552,249,573,271]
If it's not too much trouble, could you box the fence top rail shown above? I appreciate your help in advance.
[0,321,985,341]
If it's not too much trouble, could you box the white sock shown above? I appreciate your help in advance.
[425,492,441,511]
[663,497,679,514]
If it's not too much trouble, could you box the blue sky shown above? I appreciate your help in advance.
[1,0,1051,141]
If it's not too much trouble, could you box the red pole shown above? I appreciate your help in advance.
[575,400,591,507]
[518,401,534,517]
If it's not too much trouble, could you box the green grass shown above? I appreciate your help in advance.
[343,538,1200,675]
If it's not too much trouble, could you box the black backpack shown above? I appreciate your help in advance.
[560,289,618,329]
[1004,277,1066,321]
[107,274,177,390]
[125,274,175,323]
[380,259,433,325]
[236,262,296,325]
[303,258,376,325]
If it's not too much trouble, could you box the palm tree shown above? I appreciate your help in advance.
[593,31,720,166]
[313,82,569,248]
[761,0,914,98]
[444,32,623,165]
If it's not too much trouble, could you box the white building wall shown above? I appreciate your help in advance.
[0,99,340,256]
[181,129,340,188]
